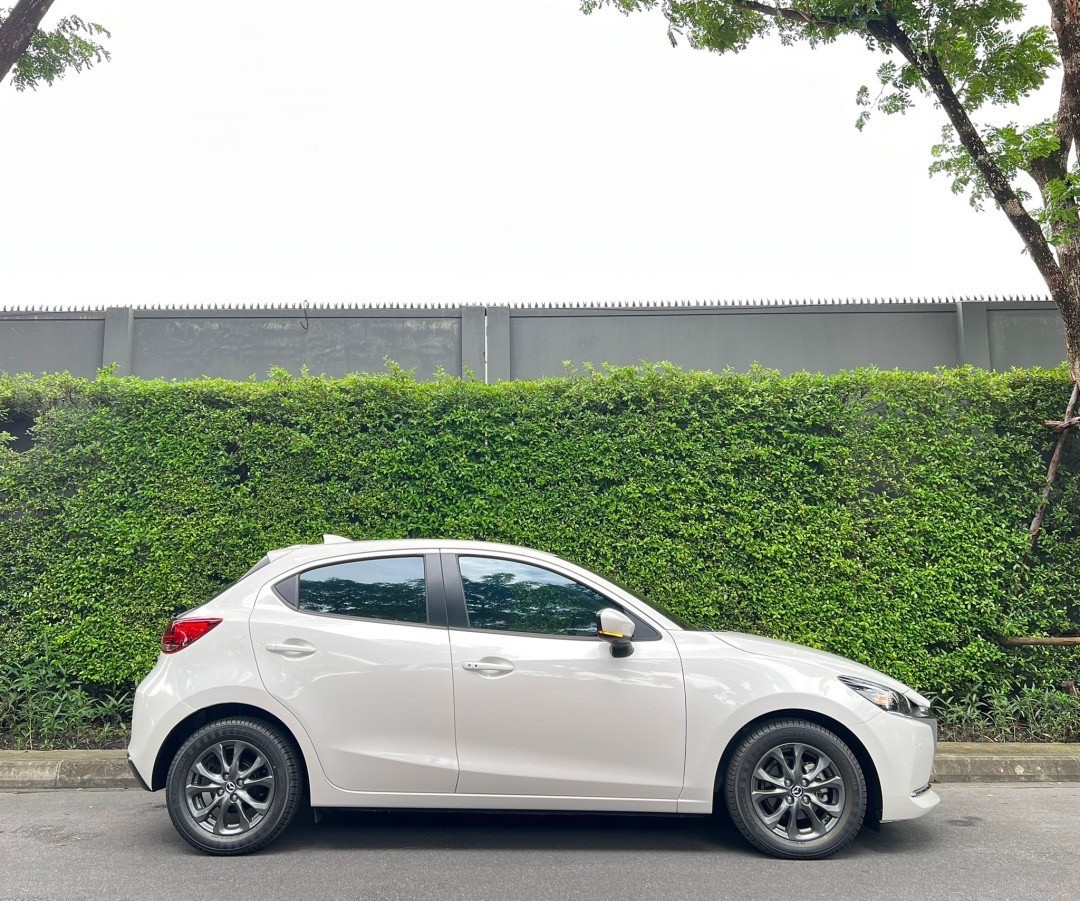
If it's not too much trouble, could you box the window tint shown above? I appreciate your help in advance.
[459,557,614,636]
[298,556,426,624]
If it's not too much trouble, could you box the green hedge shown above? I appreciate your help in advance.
[1,364,1078,708]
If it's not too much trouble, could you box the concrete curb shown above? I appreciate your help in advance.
[932,742,1080,783]
[2,744,1079,791]
[0,751,133,790]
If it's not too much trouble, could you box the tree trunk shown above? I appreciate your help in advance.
[0,0,55,87]
[1049,0,1080,384]
[871,13,1080,383]
[731,4,1080,381]
[1050,0,1080,151]
[1057,247,1080,384]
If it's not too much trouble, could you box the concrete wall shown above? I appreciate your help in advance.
[0,312,106,379]
[128,308,470,381]
[502,304,962,380]
[0,299,1067,382]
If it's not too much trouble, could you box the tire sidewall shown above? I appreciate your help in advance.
[727,721,866,859]
[166,718,299,855]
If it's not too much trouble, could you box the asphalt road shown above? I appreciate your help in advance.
[0,783,1075,901]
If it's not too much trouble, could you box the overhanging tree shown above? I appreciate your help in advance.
[583,1,1080,386]
[0,0,109,90]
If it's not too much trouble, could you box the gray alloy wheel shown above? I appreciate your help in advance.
[724,719,866,860]
[166,717,302,855]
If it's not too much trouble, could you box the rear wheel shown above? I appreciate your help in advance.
[165,717,302,855]
[724,719,866,859]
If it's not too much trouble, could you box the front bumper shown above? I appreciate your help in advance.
[851,709,940,822]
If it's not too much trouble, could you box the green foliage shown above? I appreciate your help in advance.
[1036,171,1080,246]
[0,646,131,749]
[930,121,1057,210]
[1,365,1079,740]
[936,685,1080,743]
[1,8,111,91]
[584,1,1057,113]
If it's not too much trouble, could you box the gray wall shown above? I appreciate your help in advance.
[0,299,1067,382]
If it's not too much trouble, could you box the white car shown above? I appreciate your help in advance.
[128,537,939,858]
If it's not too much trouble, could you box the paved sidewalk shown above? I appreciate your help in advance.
[1,743,1078,790]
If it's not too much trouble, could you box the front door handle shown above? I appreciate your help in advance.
[462,659,514,674]
[265,640,317,658]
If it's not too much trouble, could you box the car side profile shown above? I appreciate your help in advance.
[127,537,939,859]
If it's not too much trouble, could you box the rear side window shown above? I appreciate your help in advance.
[298,556,427,624]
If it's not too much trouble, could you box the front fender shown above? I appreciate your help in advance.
[673,633,878,812]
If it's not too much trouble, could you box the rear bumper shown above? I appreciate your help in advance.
[126,655,194,792]
[127,756,152,792]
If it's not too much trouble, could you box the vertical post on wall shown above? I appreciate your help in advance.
[460,305,486,380]
[101,306,134,376]
[486,306,511,383]
[956,299,993,369]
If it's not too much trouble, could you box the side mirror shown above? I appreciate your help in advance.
[597,608,636,658]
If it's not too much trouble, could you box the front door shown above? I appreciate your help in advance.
[444,552,686,802]
[249,552,457,793]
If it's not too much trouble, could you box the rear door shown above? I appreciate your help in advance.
[249,551,457,793]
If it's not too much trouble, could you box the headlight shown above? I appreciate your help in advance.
[839,675,913,716]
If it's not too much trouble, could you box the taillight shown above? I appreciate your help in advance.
[161,618,222,654]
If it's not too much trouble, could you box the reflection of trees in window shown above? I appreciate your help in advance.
[460,563,609,636]
[300,574,426,623]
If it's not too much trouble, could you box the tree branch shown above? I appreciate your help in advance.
[999,635,1080,646]
[0,0,55,87]
[866,16,1067,307]
[726,0,850,30]
[1029,381,1080,548]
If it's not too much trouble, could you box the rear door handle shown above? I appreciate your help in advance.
[462,660,514,674]
[265,640,317,658]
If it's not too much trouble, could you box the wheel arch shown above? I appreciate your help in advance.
[712,708,883,827]
[150,702,313,795]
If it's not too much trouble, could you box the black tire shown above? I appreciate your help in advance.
[724,719,866,860]
[166,717,303,855]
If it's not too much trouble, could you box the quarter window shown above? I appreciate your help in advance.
[458,557,613,636]
[298,556,427,624]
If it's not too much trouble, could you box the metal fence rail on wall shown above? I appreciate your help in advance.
[0,298,1067,382]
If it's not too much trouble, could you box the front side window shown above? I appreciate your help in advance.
[298,556,427,624]
[458,556,614,636]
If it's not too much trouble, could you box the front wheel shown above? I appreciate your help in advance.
[724,719,866,859]
[165,717,303,855]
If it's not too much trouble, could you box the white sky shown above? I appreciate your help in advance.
[0,0,1057,307]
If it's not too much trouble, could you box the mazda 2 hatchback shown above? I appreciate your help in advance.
[128,537,939,858]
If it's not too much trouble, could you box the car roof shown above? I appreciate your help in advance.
[266,536,572,566]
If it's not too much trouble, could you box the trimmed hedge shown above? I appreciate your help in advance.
[1,364,1078,707]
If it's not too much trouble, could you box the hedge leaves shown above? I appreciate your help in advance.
[1,364,1077,706]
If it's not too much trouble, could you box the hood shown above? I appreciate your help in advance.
[714,632,932,708]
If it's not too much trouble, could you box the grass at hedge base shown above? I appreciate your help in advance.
[1,363,1078,744]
